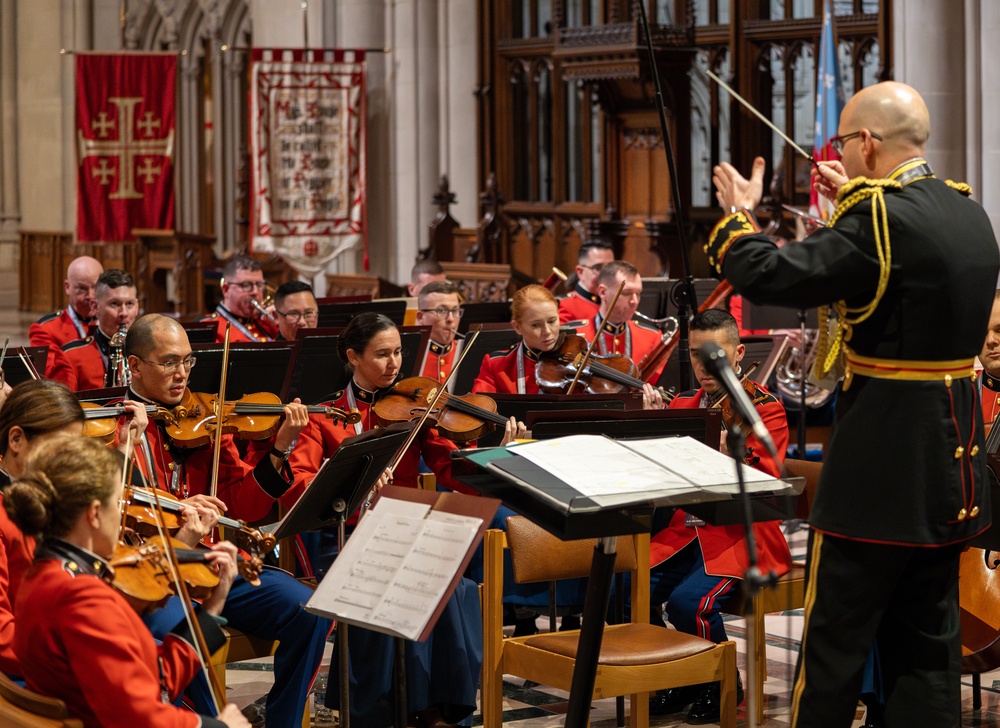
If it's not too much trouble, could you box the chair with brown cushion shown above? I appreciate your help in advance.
[724,457,821,724]
[0,673,83,727]
[481,515,737,728]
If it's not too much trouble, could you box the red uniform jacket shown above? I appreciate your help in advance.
[419,340,461,385]
[198,306,278,343]
[286,381,468,512]
[649,385,792,579]
[15,540,226,728]
[575,316,666,384]
[558,284,601,325]
[29,308,92,380]
[54,336,107,392]
[128,391,294,523]
[0,485,33,676]
[471,343,542,395]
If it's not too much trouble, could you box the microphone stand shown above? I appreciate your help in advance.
[635,0,698,392]
[725,425,777,728]
[797,308,808,457]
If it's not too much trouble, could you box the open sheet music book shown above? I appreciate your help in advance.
[305,487,498,641]
[484,434,783,510]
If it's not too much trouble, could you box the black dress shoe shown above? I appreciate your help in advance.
[686,672,744,725]
[649,683,703,715]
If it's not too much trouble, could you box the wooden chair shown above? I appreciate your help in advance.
[0,673,82,727]
[481,516,737,728]
[723,457,821,724]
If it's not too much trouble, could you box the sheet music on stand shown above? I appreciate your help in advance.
[305,486,500,642]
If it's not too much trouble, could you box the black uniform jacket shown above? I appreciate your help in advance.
[706,167,1000,546]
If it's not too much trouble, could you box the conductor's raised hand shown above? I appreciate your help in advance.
[713,157,767,212]
[811,160,849,203]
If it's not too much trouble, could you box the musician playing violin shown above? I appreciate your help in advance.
[0,379,149,678]
[646,310,790,723]
[558,238,614,325]
[575,261,666,384]
[7,434,248,728]
[124,313,330,728]
[198,255,278,343]
[287,311,519,728]
[415,281,465,386]
[979,290,1000,426]
[472,284,561,395]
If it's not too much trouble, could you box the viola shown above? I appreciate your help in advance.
[110,537,221,614]
[535,333,674,399]
[154,390,361,448]
[124,485,277,559]
[372,376,509,442]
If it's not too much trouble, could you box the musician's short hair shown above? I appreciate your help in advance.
[126,313,183,359]
[690,308,741,347]
[222,254,262,280]
[274,280,315,309]
[596,260,639,288]
[578,238,613,263]
[337,312,398,367]
[417,281,460,308]
[410,259,445,284]
[95,269,135,297]
[510,284,557,324]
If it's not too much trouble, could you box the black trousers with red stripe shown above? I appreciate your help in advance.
[791,531,963,728]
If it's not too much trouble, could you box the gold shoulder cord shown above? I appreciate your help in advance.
[812,177,901,380]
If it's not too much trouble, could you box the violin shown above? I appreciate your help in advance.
[124,485,276,560]
[154,390,361,448]
[372,376,509,442]
[81,402,163,444]
[706,361,763,439]
[110,537,221,614]
[535,333,675,399]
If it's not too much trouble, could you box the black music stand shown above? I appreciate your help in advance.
[181,321,218,344]
[457,301,512,333]
[316,298,407,329]
[187,341,296,399]
[447,325,522,396]
[476,392,638,447]
[7,346,47,387]
[287,327,430,405]
[458,435,803,728]
[268,422,414,728]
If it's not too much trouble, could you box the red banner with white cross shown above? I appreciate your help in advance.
[75,52,176,243]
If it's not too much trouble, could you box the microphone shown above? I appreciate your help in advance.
[697,341,779,459]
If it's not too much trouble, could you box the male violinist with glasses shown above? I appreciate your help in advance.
[415,281,465,387]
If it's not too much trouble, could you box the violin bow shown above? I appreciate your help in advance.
[17,347,39,381]
[208,324,233,500]
[566,280,626,395]
[361,327,484,513]
[147,482,228,712]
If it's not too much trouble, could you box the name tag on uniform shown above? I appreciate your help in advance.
[684,513,706,528]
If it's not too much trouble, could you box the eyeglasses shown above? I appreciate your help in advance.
[579,263,604,272]
[137,355,197,374]
[275,309,319,323]
[831,130,883,156]
[419,306,465,319]
[227,281,267,292]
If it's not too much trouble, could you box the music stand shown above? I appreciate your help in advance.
[188,341,296,399]
[75,386,128,404]
[741,334,789,385]
[457,301,511,333]
[287,327,431,404]
[478,392,638,447]
[7,346,47,387]
[447,325,522,396]
[316,298,407,329]
[181,321,218,344]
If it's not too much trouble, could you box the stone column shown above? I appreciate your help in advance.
[0,0,20,255]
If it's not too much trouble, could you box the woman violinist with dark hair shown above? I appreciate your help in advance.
[7,434,247,728]
[287,311,520,728]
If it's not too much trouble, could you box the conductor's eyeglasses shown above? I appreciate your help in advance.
[831,130,883,156]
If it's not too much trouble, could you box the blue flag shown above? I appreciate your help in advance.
[811,0,846,218]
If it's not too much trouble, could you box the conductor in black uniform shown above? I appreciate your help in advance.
[708,81,1000,727]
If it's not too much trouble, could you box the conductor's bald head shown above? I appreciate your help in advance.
[839,81,930,178]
